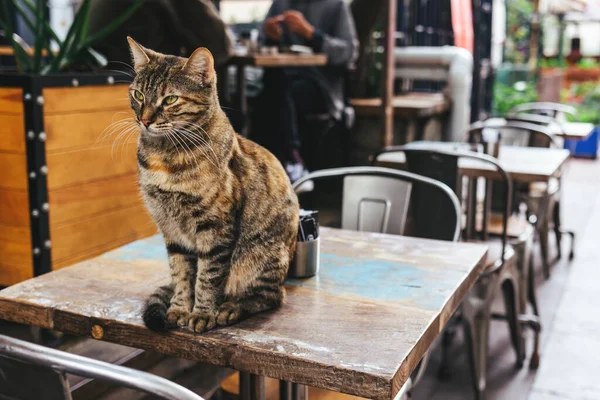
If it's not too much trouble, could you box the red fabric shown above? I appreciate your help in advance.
[451,0,474,53]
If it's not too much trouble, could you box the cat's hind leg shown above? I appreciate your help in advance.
[216,246,289,326]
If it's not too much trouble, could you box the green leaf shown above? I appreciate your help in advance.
[83,0,145,48]
[32,0,45,72]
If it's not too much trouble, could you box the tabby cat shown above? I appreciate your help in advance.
[127,38,299,333]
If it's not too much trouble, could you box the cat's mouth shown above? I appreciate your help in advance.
[139,122,171,138]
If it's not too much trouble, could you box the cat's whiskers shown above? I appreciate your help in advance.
[97,119,137,145]
[109,60,136,74]
[120,127,139,162]
[174,121,220,167]
[174,126,218,169]
[111,124,138,161]
[164,130,185,169]
[107,69,134,79]
[170,129,201,170]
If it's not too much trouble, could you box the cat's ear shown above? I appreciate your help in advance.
[183,47,215,85]
[127,37,155,72]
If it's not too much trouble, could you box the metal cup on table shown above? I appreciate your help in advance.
[288,210,320,278]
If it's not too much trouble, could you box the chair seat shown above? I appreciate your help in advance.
[476,214,535,240]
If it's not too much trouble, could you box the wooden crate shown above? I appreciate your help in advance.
[0,74,156,286]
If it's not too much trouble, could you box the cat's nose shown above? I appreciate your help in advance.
[140,119,152,128]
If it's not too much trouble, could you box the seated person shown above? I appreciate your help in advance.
[89,0,233,69]
[251,0,358,182]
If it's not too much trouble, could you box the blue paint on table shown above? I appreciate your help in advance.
[99,236,455,310]
[287,253,452,310]
[100,235,168,262]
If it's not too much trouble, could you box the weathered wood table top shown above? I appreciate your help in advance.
[0,228,487,400]
[376,143,571,183]
[228,53,328,67]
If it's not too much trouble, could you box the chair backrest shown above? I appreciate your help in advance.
[469,119,557,148]
[292,167,461,242]
[373,145,513,263]
[509,101,577,120]
[0,334,204,400]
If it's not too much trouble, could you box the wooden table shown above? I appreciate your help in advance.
[225,53,328,135]
[0,228,487,400]
[351,93,451,119]
[352,94,452,144]
[376,142,571,183]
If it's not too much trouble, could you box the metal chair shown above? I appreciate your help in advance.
[0,334,203,400]
[469,119,576,275]
[292,166,462,399]
[509,102,578,121]
[373,145,541,400]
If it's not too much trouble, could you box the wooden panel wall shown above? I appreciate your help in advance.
[0,88,32,286]
[43,85,157,270]
[0,85,157,286]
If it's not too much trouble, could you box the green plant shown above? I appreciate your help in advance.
[564,81,600,124]
[492,81,538,116]
[577,58,599,70]
[0,0,145,74]
[539,58,566,69]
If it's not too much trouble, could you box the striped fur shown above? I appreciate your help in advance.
[127,39,299,332]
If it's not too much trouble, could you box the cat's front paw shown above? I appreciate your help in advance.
[216,302,243,326]
[187,312,216,333]
[166,307,190,328]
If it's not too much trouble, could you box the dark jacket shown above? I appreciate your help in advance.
[262,0,358,118]
[89,0,233,66]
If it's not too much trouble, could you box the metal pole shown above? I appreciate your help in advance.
[382,0,397,146]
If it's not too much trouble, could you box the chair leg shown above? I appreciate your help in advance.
[437,323,458,380]
[463,308,490,400]
[552,199,562,259]
[538,219,551,279]
[519,314,542,370]
[528,253,540,317]
[558,229,576,261]
[501,279,525,369]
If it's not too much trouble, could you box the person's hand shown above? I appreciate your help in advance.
[264,15,284,41]
[283,11,315,40]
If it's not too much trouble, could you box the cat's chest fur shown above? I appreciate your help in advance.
[139,168,232,250]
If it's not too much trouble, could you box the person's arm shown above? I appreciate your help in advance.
[172,0,233,66]
[311,0,358,67]
[262,1,283,46]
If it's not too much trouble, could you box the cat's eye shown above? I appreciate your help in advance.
[133,90,144,101]
[164,95,178,105]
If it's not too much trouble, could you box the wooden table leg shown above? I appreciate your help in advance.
[240,372,265,400]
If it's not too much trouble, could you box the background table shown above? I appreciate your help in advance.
[225,53,328,135]
[376,143,570,183]
[0,228,487,400]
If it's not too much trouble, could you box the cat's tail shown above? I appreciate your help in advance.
[142,284,173,331]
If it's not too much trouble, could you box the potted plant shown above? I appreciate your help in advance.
[0,0,157,286]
